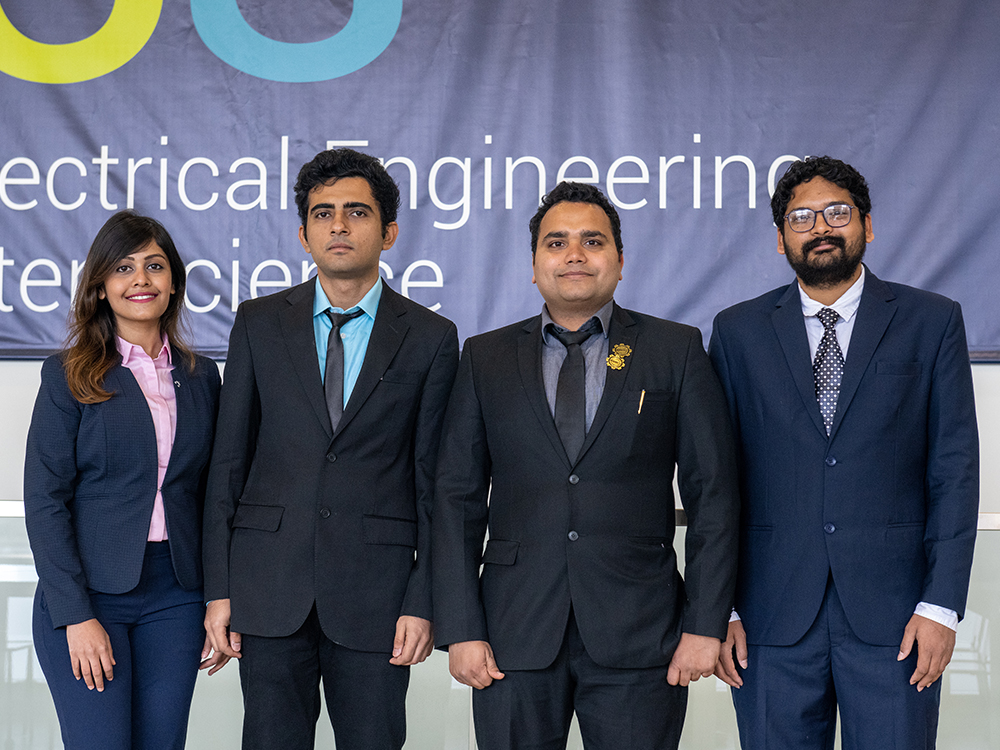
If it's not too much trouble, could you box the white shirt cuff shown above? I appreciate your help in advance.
[914,602,958,631]
[729,605,957,631]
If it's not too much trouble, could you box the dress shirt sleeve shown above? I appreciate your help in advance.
[914,602,959,631]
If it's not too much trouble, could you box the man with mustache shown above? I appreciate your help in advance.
[709,156,979,749]
[203,148,458,749]
[434,181,740,749]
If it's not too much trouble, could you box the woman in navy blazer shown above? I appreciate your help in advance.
[24,211,227,749]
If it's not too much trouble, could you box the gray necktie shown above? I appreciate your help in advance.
[549,319,599,462]
[813,307,844,435]
[324,308,365,433]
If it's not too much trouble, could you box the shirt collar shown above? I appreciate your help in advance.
[312,277,382,321]
[541,299,614,344]
[797,264,866,323]
[116,333,172,366]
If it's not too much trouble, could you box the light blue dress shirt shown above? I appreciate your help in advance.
[312,277,382,408]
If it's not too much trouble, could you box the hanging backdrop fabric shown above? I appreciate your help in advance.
[1,0,997,358]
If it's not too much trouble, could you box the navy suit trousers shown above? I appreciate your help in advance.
[732,576,941,750]
[33,542,205,750]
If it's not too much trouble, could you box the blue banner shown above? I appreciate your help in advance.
[1,0,997,357]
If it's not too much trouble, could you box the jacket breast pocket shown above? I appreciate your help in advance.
[381,368,423,385]
[232,503,284,532]
[481,539,519,566]
[628,388,676,455]
[876,361,921,377]
[363,515,417,547]
[630,388,676,414]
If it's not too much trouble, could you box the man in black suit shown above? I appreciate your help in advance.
[202,148,459,750]
[432,181,740,749]
[710,156,979,749]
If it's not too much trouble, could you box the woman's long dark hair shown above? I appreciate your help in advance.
[63,211,193,403]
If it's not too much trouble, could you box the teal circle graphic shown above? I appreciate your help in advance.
[191,0,402,83]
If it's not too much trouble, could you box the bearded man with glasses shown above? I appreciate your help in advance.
[708,156,979,749]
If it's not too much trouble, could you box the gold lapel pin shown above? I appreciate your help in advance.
[606,343,632,370]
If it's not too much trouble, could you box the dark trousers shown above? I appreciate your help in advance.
[33,542,205,750]
[732,576,941,750]
[473,611,687,750]
[238,606,410,750]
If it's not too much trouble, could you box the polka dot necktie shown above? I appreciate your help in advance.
[813,307,844,436]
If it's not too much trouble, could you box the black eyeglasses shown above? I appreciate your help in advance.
[784,204,858,233]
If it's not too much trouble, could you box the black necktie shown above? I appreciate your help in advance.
[324,308,365,433]
[813,307,844,436]
[549,319,599,462]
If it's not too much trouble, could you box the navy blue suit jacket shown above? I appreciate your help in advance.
[709,268,979,647]
[24,352,221,628]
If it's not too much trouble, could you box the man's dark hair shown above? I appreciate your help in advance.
[294,148,401,236]
[529,182,623,256]
[771,156,872,232]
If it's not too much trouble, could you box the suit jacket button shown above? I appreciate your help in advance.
[825,456,837,466]
[568,474,580,485]
[568,531,579,541]
[824,523,835,534]
[327,453,337,463]
[320,508,331,519]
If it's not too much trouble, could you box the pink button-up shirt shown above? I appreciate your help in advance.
[117,335,177,542]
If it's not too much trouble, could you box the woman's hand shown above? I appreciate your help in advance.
[65,618,115,691]
[199,633,233,675]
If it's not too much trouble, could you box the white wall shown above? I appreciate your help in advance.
[2,360,999,518]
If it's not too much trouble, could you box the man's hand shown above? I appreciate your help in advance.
[66,618,115,691]
[204,599,241,660]
[898,613,956,691]
[667,633,721,687]
[390,616,434,666]
[448,640,505,689]
[714,619,748,688]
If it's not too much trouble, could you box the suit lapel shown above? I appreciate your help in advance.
[516,316,571,468]
[829,270,897,440]
[771,281,829,439]
[108,365,159,457]
[336,281,407,438]
[279,280,331,438]
[577,304,636,464]
[166,358,193,478]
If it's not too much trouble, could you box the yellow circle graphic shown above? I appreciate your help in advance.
[0,0,162,84]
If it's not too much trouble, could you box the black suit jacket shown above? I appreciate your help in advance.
[203,279,458,651]
[433,304,740,670]
[25,352,221,628]
[709,269,979,646]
